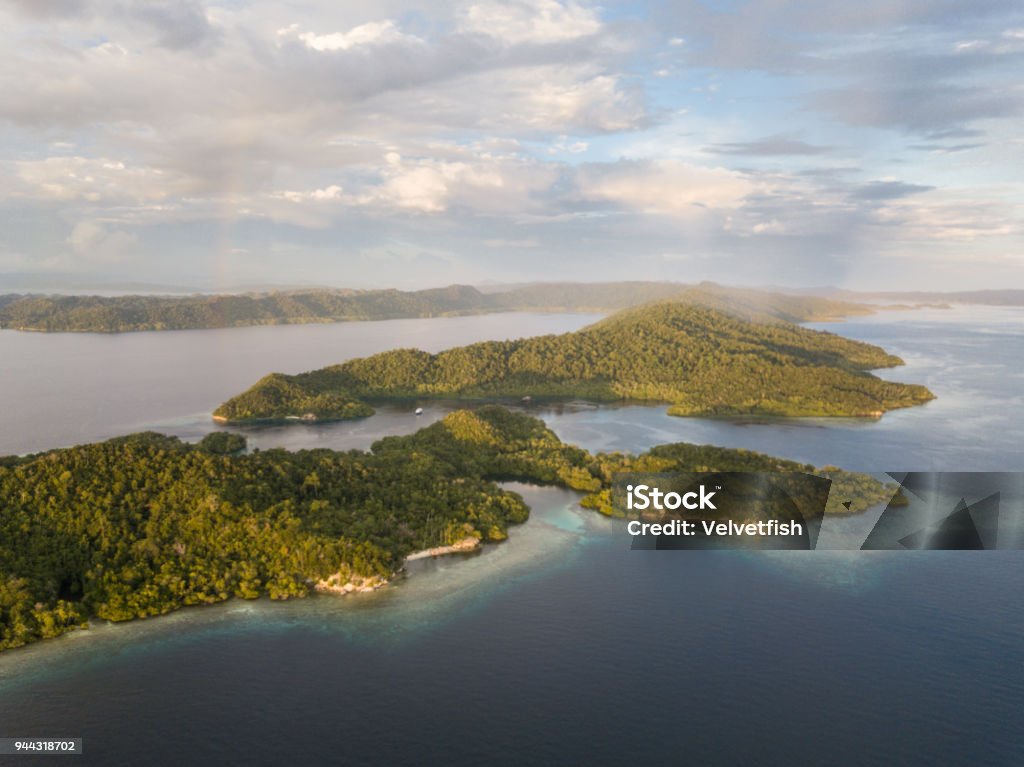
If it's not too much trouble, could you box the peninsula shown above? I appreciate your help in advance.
[0,407,893,652]
[214,298,935,422]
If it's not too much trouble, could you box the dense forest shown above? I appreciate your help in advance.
[0,285,490,332]
[0,282,875,333]
[215,300,934,423]
[0,407,895,651]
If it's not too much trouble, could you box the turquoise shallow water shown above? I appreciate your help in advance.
[1,306,1023,765]
[0,484,597,692]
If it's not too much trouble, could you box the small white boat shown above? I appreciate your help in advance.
[414,407,424,415]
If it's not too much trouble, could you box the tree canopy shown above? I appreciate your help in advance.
[0,282,875,333]
[0,407,897,652]
[215,300,934,422]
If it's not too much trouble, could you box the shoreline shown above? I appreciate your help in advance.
[312,573,388,595]
[313,537,484,596]
[404,537,482,562]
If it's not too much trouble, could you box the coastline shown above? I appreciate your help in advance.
[313,537,483,595]
[313,573,389,595]
[404,537,482,562]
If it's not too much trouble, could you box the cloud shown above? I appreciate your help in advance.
[459,0,601,45]
[276,185,343,204]
[5,1,219,50]
[908,142,984,153]
[871,196,1021,241]
[810,83,1024,136]
[278,20,420,52]
[525,71,646,133]
[661,0,1024,72]
[128,1,219,51]
[705,135,833,157]
[0,0,1021,289]
[658,0,1024,146]
[16,156,191,203]
[575,159,756,215]
[363,152,557,215]
[850,181,935,201]
[343,61,648,137]
[67,220,138,261]
[4,0,86,18]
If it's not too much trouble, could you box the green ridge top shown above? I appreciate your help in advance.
[214,299,934,422]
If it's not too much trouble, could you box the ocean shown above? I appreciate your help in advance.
[0,306,1022,765]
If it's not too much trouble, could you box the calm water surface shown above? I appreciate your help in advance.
[0,312,600,455]
[0,306,1022,765]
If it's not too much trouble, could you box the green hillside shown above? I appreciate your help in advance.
[0,285,491,332]
[215,300,934,423]
[0,282,874,332]
[0,407,895,651]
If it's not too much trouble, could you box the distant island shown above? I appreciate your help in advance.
[1,280,1020,334]
[823,288,1024,307]
[214,295,935,423]
[0,282,878,333]
[0,407,895,652]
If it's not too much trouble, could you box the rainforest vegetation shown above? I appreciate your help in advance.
[0,282,875,333]
[214,300,934,422]
[0,407,894,651]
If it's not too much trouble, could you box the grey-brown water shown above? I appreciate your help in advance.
[0,312,601,456]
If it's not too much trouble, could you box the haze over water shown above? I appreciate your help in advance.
[1,306,1022,765]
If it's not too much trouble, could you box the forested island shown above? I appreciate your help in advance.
[4,281,1015,335]
[0,407,894,652]
[0,282,875,333]
[214,300,935,423]
[829,288,1024,307]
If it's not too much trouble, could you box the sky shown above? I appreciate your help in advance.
[1,0,1022,291]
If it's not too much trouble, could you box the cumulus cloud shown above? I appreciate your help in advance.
[67,220,138,261]
[362,151,558,216]
[0,0,1021,289]
[371,159,504,213]
[459,0,601,45]
[523,71,645,132]
[278,20,420,51]
[575,160,756,215]
[16,156,190,203]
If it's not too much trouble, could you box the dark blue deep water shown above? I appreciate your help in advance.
[2,516,1022,766]
[1,306,1022,765]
